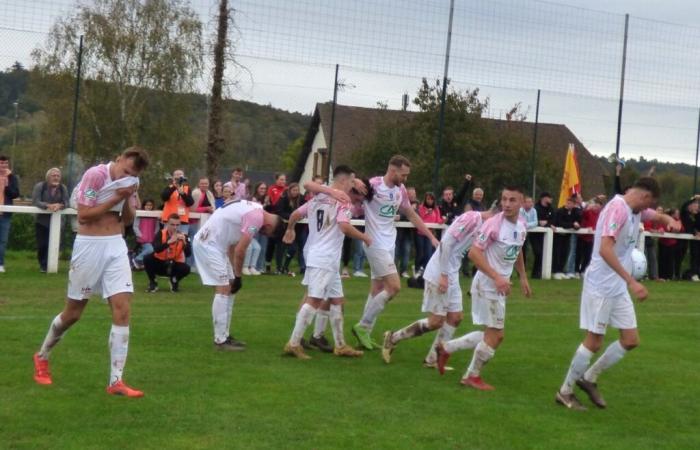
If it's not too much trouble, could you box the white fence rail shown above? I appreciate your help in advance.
[2,205,698,278]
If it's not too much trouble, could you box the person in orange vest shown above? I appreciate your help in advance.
[144,213,192,293]
[160,169,194,233]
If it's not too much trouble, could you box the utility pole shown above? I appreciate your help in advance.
[12,100,18,164]
[206,0,229,182]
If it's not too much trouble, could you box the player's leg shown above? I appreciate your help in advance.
[556,331,603,410]
[424,282,464,367]
[329,298,362,357]
[458,326,501,390]
[310,299,332,352]
[104,292,142,397]
[284,295,320,359]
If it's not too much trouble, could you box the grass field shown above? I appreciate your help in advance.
[1,251,699,449]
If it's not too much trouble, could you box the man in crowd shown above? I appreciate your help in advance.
[555,177,680,410]
[0,155,20,273]
[33,147,149,397]
[519,195,538,265]
[161,169,194,233]
[680,194,700,281]
[32,167,68,273]
[229,167,248,201]
[282,165,368,359]
[193,196,284,351]
[144,213,192,293]
[552,196,581,279]
[531,192,554,279]
[436,186,531,390]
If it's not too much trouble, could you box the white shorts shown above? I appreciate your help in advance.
[470,276,505,329]
[193,238,233,286]
[421,280,463,316]
[580,288,637,334]
[363,244,397,279]
[302,267,344,299]
[67,235,133,300]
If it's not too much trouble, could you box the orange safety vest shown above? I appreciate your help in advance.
[154,230,186,263]
[161,185,190,223]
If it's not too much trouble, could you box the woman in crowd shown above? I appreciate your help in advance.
[132,199,158,270]
[658,208,684,281]
[213,180,224,209]
[251,181,270,273]
[275,182,306,275]
[415,192,443,273]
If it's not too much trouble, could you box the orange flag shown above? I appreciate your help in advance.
[558,143,581,207]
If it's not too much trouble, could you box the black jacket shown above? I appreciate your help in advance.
[535,201,554,226]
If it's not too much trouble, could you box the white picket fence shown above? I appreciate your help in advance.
[2,204,698,278]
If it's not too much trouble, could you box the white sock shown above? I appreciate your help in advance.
[444,330,483,354]
[466,341,495,378]
[560,344,594,395]
[329,304,345,347]
[313,309,330,339]
[109,324,129,385]
[584,341,627,383]
[391,318,430,344]
[212,294,231,344]
[290,303,316,346]
[38,314,67,360]
[425,323,457,364]
[359,290,391,331]
[225,294,235,335]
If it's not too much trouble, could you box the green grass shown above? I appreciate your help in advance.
[1,251,699,449]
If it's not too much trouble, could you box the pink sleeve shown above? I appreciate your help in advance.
[600,202,628,239]
[75,167,106,207]
[240,209,264,237]
[474,215,499,250]
[399,185,411,210]
[450,212,479,240]
[640,208,656,222]
[295,202,310,218]
[336,203,352,223]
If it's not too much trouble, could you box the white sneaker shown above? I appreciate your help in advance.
[249,268,261,276]
[691,274,700,282]
[401,271,410,278]
[353,271,368,278]
[553,273,565,280]
[564,273,575,279]
[242,267,251,276]
[0,265,4,273]
[573,272,581,279]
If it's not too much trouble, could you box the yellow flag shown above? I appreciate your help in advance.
[558,143,581,207]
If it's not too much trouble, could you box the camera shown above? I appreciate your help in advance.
[176,176,188,185]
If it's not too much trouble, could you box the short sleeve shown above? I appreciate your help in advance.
[450,212,480,241]
[75,167,106,207]
[295,202,310,218]
[399,185,411,210]
[240,209,264,237]
[640,208,656,222]
[600,201,628,240]
[474,214,499,250]
[336,203,352,223]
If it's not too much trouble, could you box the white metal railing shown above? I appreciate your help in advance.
[1,205,698,278]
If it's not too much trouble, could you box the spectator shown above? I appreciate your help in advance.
[304,176,324,202]
[564,193,585,276]
[439,186,458,224]
[264,173,287,273]
[212,180,224,209]
[453,173,473,212]
[161,169,194,233]
[415,192,443,272]
[275,182,306,275]
[395,186,417,278]
[0,155,19,273]
[132,198,158,270]
[228,167,248,201]
[531,191,554,279]
[575,197,602,275]
[552,196,581,279]
[643,206,664,281]
[251,181,269,273]
[658,208,684,281]
[519,195,538,265]
[268,172,287,207]
[222,183,234,203]
[144,213,191,293]
[190,177,215,232]
[31,167,68,272]
[466,187,484,212]
[680,195,700,281]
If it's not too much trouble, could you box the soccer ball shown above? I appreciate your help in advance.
[630,249,647,281]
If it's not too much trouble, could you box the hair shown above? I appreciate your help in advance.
[274,172,286,181]
[167,213,181,222]
[286,182,301,208]
[233,167,243,173]
[45,167,61,180]
[351,177,374,201]
[121,146,149,171]
[503,185,523,194]
[443,186,454,193]
[539,191,551,199]
[333,164,354,177]
[388,154,411,168]
[0,155,8,162]
[141,198,155,209]
[253,181,267,202]
[423,191,436,207]
[633,176,661,199]
[473,188,484,195]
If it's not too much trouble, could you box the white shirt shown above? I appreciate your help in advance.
[424,211,483,285]
[72,163,139,213]
[584,195,655,297]
[195,200,264,253]
[363,176,411,252]
[471,212,527,295]
[296,193,352,272]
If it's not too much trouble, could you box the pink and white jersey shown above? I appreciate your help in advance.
[72,163,139,213]
[584,195,655,297]
[471,212,527,294]
[298,192,352,271]
[424,211,483,284]
[363,176,411,251]
[195,200,264,252]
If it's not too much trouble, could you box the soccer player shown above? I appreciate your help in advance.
[381,209,492,367]
[308,155,439,350]
[555,177,680,410]
[193,197,284,351]
[33,147,149,397]
[283,165,369,359]
[436,186,531,390]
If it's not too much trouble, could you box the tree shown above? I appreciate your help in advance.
[206,0,228,182]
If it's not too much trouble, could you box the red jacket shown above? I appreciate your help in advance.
[268,184,286,206]
[418,204,444,236]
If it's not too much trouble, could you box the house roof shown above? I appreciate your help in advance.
[293,102,607,198]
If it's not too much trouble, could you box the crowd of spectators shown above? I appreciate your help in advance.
[1,155,700,284]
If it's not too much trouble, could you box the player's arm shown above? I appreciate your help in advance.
[647,211,681,232]
[403,205,440,247]
[77,187,134,223]
[283,203,308,244]
[437,233,457,293]
[229,234,253,279]
[338,222,371,246]
[599,236,647,301]
[469,246,511,296]
[302,180,350,204]
[121,193,137,226]
[514,250,532,297]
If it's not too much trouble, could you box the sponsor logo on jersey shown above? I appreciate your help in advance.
[84,188,97,200]
[379,204,397,217]
[504,245,519,261]
[247,226,259,235]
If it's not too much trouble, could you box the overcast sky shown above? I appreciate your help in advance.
[2,0,700,165]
